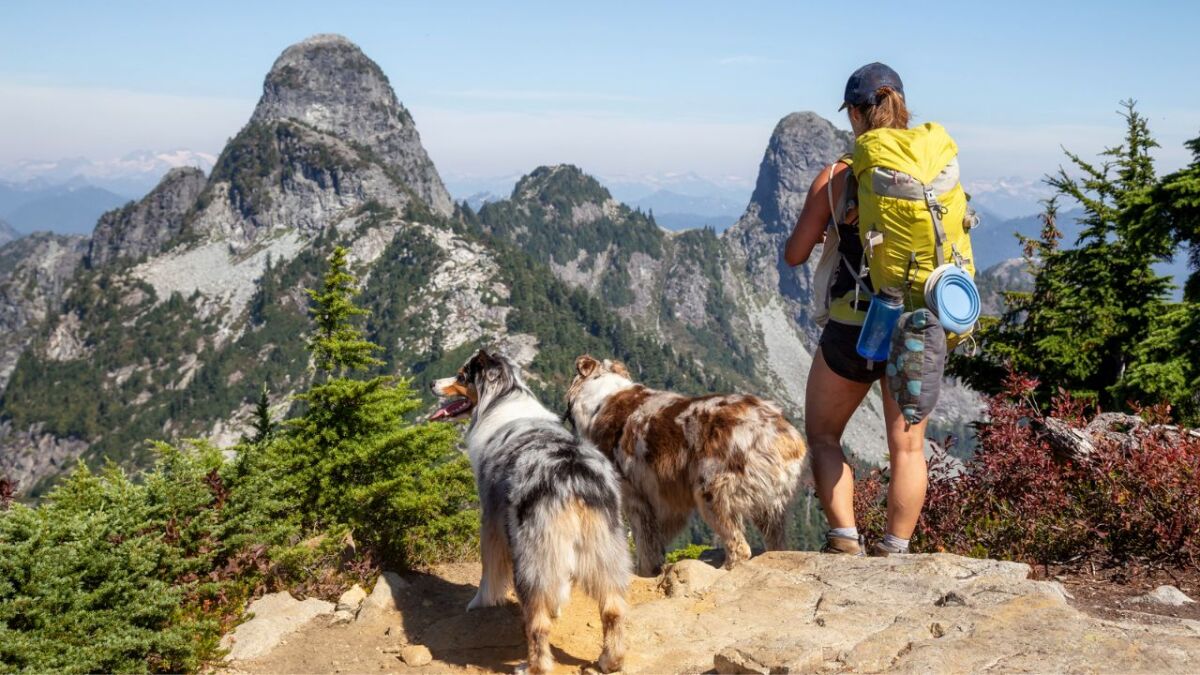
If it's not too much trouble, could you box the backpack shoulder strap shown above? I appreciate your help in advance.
[827,155,858,226]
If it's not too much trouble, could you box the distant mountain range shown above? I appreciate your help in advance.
[0,150,216,236]
[965,177,1057,220]
[0,150,216,198]
[449,171,746,232]
[0,180,129,235]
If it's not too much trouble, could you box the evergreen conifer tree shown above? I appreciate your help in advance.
[951,102,1182,411]
[305,245,384,374]
[270,246,477,566]
[242,383,275,445]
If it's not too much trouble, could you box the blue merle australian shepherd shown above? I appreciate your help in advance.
[430,349,630,675]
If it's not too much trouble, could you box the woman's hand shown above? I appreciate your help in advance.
[784,162,849,266]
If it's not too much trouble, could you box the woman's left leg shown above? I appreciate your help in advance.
[880,377,929,540]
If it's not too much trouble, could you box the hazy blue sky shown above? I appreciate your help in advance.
[2,0,1198,185]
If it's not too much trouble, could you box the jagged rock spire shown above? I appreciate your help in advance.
[250,34,452,216]
[747,112,853,233]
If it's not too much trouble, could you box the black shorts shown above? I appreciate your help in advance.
[818,321,885,384]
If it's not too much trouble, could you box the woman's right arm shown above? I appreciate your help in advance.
[783,163,848,266]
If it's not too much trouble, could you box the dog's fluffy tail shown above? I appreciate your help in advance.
[512,498,629,612]
[512,498,630,673]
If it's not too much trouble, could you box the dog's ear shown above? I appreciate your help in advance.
[609,360,631,379]
[476,349,504,382]
[575,355,599,378]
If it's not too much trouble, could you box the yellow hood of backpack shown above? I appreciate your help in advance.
[851,123,958,184]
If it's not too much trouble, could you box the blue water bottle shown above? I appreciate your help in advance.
[856,288,904,362]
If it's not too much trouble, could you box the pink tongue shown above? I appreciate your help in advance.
[429,398,471,421]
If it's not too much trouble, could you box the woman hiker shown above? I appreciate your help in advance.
[784,62,977,557]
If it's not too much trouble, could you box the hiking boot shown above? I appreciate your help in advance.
[868,539,907,557]
[821,533,865,556]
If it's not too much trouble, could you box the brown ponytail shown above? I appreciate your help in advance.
[855,86,910,130]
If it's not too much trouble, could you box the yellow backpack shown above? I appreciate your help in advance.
[814,122,977,340]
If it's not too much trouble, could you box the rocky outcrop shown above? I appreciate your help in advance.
[719,113,889,465]
[250,34,452,217]
[0,421,89,495]
[480,118,891,466]
[220,553,1200,674]
[219,591,335,661]
[0,233,88,389]
[977,257,1034,316]
[87,167,206,268]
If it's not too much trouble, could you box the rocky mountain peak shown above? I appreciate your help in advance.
[250,34,452,215]
[746,111,853,233]
[87,167,206,268]
[511,164,613,209]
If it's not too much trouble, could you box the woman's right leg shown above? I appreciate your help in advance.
[805,347,873,530]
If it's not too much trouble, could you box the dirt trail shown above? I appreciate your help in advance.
[224,562,664,674]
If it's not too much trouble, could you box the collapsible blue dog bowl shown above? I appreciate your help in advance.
[924,264,980,334]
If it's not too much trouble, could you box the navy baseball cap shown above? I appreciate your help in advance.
[839,62,904,111]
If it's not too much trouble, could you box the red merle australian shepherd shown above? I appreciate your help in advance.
[567,355,807,576]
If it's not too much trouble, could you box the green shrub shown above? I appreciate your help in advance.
[0,247,479,671]
[665,543,713,564]
[0,456,224,674]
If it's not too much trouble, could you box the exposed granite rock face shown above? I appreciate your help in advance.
[218,553,1200,674]
[0,421,88,496]
[0,219,19,248]
[0,233,88,389]
[250,33,452,217]
[87,167,206,268]
[624,553,1200,674]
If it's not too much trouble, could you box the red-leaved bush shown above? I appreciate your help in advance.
[856,370,1200,568]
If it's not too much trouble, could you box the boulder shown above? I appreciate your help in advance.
[330,583,368,623]
[356,571,409,624]
[399,644,433,667]
[1135,585,1196,607]
[221,591,334,661]
[658,558,726,598]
